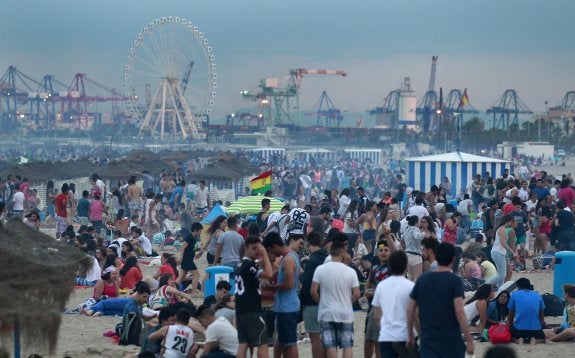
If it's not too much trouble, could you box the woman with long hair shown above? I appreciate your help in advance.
[420,216,437,240]
[486,290,510,329]
[119,256,143,290]
[360,201,377,253]
[153,253,180,280]
[93,268,120,300]
[337,188,351,218]
[198,215,227,265]
[464,283,494,336]
[490,215,516,290]
[149,273,194,310]
[403,215,425,281]
[95,246,108,268]
[121,240,138,260]
[343,199,360,251]
[23,210,41,231]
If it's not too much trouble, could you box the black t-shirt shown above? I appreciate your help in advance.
[235,258,263,315]
[181,230,197,269]
[203,295,217,308]
[410,271,464,341]
[256,211,268,232]
[556,209,575,233]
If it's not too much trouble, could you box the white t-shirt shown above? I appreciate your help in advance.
[139,235,153,255]
[287,208,310,236]
[12,191,25,211]
[195,186,209,208]
[312,261,359,323]
[96,179,106,195]
[457,199,472,215]
[204,316,239,355]
[371,275,415,342]
[85,256,102,282]
[408,205,429,219]
[343,211,359,234]
[266,211,289,238]
[525,199,538,213]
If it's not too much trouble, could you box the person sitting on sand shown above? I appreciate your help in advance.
[93,267,119,301]
[544,283,575,342]
[140,306,176,356]
[203,280,235,325]
[76,253,101,287]
[120,256,143,290]
[152,253,179,281]
[22,210,41,231]
[507,277,546,344]
[82,281,150,317]
[461,252,485,291]
[148,273,195,310]
[121,240,138,261]
[463,284,494,340]
[486,290,510,330]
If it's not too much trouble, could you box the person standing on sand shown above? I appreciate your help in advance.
[311,240,360,358]
[407,242,474,358]
[127,175,143,217]
[54,183,69,240]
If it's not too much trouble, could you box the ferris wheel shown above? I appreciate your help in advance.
[123,16,217,139]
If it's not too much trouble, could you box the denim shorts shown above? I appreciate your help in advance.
[275,312,299,346]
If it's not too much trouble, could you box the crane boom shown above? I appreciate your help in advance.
[428,56,438,93]
[290,68,347,88]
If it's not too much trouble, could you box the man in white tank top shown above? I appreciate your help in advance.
[149,308,196,358]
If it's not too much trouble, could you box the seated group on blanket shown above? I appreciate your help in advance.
[462,278,575,344]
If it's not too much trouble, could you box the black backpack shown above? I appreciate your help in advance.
[542,293,565,317]
[116,312,143,346]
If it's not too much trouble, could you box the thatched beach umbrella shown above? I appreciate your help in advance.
[0,219,91,356]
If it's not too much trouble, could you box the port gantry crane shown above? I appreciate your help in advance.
[304,90,344,127]
[241,68,346,126]
[416,56,439,132]
[0,66,128,131]
[487,89,533,134]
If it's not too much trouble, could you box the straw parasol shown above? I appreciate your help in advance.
[225,196,285,215]
[0,219,91,356]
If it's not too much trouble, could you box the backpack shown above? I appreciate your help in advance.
[542,293,565,317]
[116,312,143,346]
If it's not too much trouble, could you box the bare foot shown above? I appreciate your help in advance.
[517,338,524,345]
[80,308,93,316]
[530,337,536,345]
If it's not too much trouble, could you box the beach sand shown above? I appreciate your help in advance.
[5,159,575,357]
[10,252,571,358]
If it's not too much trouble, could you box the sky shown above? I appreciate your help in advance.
[1,0,574,123]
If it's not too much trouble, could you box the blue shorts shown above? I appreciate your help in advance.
[275,312,299,346]
[320,321,354,349]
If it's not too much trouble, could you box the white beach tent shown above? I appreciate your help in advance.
[405,151,511,197]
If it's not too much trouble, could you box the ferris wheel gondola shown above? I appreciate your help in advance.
[123,16,217,139]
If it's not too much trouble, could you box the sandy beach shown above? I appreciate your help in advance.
[4,159,575,357]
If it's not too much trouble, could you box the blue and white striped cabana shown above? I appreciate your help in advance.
[247,147,285,161]
[343,149,384,167]
[406,152,510,197]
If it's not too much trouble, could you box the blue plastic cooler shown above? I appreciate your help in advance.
[553,251,575,297]
[204,266,235,298]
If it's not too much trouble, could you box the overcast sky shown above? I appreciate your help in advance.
[1,0,574,121]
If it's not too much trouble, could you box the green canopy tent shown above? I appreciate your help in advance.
[225,195,285,215]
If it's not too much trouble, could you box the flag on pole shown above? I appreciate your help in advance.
[459,88,470,109]
[250,170,272,195]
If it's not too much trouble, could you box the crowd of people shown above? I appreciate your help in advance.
[2,156,575,358]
